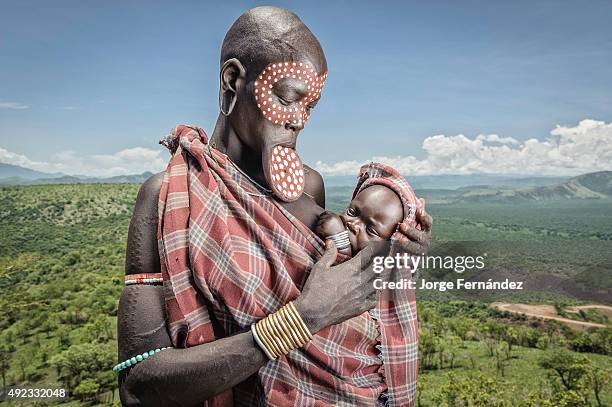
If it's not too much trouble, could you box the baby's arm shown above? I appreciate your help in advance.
[314,211,352,257]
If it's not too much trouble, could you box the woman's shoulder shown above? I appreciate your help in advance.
[125,172,165,276]
[137,172,165,203]
[303,164,325,208]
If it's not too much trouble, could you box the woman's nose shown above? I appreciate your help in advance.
[285,115,304,132]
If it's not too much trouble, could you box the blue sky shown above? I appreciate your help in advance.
[1,0,611,177]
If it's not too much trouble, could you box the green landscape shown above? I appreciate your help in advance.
[1,171,611,406]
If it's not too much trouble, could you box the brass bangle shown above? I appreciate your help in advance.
[283,303,309,344]
[289,301,313,339]
[256,319,281,358]
[255,319,278,358]
[287,301,313,341]
[284,305,309,346]
[272,309,300,349]
[251,323,275,360]
[266,312,292,355]
[263,316,286,357]
[256,302,313,359]
[279,306,306,347]
[261,316,287,356]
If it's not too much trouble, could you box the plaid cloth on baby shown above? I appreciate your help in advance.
[353,162,423,233]
[157,125,418,406]
[353,162,421,405]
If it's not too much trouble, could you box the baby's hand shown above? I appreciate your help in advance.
[314,211,346,239]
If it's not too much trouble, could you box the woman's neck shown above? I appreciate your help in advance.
[210,114,269,188]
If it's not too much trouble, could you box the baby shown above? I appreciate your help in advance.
[314,162,421,258]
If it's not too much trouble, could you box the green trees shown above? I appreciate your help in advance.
[50,342,116,400]
[0,184,137,404]
[569,328,612,355]
[2,184,611,405]
[418,300,612,405]
[539,349,590,392]
[587,366,610,407]
[537,348,612,406]
[0,346,9,393]
[448,317,472,341]
[73,378,100,401]
[431,372,510,407]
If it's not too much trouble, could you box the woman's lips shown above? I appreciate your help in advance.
[263,144,305,202]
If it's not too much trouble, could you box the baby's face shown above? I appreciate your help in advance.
[340,185,404,252]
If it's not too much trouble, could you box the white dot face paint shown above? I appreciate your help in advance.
[253,61,328,128]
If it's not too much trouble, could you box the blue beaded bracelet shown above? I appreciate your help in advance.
[112,347,172,373]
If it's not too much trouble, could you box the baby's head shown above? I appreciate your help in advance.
[341,162,421,253]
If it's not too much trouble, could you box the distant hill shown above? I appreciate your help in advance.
[324,173,568,189]
[0,163,155,185]
[571,171,612,196]
[328,172,611,205]
[0,172,155,185]
[454,171,612,202]
[2,162,609,202]
[0,162,63,180]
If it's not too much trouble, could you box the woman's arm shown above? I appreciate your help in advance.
[118,286,269,406]
[119,174,269,407]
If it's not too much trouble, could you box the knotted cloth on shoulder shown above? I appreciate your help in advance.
[157,125,418,406]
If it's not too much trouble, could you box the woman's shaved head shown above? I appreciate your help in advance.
[221,6,327,80]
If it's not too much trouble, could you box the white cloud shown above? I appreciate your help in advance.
[315,119,612,176]
[0,148,48,169]
[0,101,29,109]
[475,134,519,145]
[2,119,611,178]
[0,146,167,177]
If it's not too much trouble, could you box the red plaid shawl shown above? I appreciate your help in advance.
[157,125,418,406]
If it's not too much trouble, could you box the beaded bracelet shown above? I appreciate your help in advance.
[125,277,164,285]
[328,230,351,251]
[124,273,164,286]
[112,347,172,373]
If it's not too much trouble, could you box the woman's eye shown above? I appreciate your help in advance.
[346,207,357,216]
[277,96,291,106]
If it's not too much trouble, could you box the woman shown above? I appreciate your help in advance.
[117,6,432,407]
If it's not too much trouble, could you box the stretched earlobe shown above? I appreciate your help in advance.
[219,58,246,116]
[219,88,236,116]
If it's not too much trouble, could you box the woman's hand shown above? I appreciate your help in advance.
[294,240,382,334]
[395,199,433,256]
